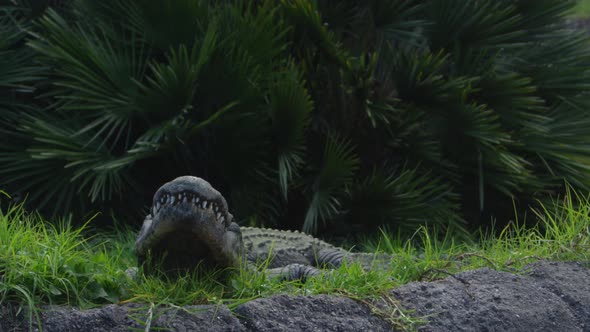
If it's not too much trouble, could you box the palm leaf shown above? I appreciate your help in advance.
[513,0,576,34]
[280,0,348,68]
[516,30,590,102]
[0,6,43,110]
[136,22,218,116]
[303,134,359,234]
[427,0,524,51]
[385,45,474,107]
[29,9,149,150]
[521,99,590,191]
[268,63,313,199]
[343,166,465,236]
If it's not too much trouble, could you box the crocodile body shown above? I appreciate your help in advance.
[135,176,383,280]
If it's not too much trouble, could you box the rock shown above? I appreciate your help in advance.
[142,304,244,332]
[390,260,588,331]
[39,304,134,332]
[524,260,590,330]
[234,294,392,332]
[0,304,31,332]
[0,303,244,332]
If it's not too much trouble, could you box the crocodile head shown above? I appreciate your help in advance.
[134,176,243,274]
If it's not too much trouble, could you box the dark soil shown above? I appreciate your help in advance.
[1,260,589,331]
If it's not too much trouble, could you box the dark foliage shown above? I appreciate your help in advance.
[1,0,588,239]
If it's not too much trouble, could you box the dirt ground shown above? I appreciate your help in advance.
[1,260,589,331]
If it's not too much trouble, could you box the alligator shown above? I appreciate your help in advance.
[135,176,386,281]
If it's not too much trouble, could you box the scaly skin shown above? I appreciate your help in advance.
[135,176,385,281]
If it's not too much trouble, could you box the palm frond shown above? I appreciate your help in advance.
[72,0,146,37]
[513,0,576,34]
[0,9,42,90]
[268,63,313,199]
[0,110,130,213]
[136,22,218,117]
[474,71,547,132]
[427,0,524,51]
[343,166,465,235]
[386,45,474,107]
[516,30,590,102]
[280,0,348,68]
[216,2,289,65]
[521,99,590,191]
[29,9,149,150]
[367,0,428,47]
[303,135,359,234]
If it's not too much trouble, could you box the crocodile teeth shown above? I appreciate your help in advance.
[216,212,221,219]
[156,202,161,211]
[170,195,176,204]
[195,197,200,204]
[219,216,225,224]
[182,195,188,203]
[201,201,207,209]
[214,205,219,213]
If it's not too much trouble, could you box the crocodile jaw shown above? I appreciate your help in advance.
[134,176,242,272]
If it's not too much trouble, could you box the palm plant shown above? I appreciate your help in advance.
[0,1,288,219]
[0,3,46,210]
[1,0,589,240]
[278,0,590,233]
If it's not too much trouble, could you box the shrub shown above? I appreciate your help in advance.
[1,0,589,238]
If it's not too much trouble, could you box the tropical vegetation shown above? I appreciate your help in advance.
[1,0,590,240]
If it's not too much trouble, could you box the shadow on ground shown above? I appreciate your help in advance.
[2,260,589,331]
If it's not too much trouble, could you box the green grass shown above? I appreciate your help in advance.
[1,186,589,330]
[572,0,590,17]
